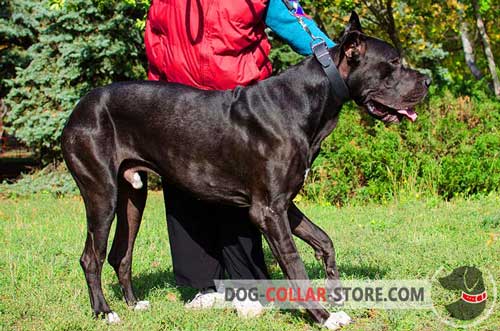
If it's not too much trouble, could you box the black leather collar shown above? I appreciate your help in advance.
[311,40,350,103]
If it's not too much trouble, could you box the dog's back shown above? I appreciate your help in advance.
[61,81,257,205]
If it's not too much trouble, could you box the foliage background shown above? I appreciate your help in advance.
[0,0,499,203]
[1,0,149,160]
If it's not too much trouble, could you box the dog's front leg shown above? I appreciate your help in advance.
[248,203,348,329]
[288,203,339,281]
[288,203,347,305]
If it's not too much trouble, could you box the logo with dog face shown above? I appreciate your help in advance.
[431,266,497,328]
[439,266,487,320]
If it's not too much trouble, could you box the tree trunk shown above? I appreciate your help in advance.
[0,99,5,133]
[385,0,404,56]
[459,19,483,80]
[361,0,404,57]
[472,0,500,97]
[0,99,5,153]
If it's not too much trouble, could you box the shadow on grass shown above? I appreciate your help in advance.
[105,260,389,326]
[264,248,388,280]
[337,263,388,279]
[273,260,388,280]
[110,268,198,302]
[113,260,388,304]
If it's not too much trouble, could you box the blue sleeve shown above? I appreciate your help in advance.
[264,0,335,56]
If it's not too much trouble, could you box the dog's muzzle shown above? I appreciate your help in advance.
[365,100,418,123]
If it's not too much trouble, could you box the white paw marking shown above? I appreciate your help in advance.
[322,311,352,329]
[333,311,352,325]
[134,300,150,311]
[131,172,143,189]
[106,311,121,324]
[322,318,340,330]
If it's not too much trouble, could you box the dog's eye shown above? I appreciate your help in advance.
[390,58,401,66]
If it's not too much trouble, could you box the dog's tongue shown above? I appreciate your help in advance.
[397,109,417,122]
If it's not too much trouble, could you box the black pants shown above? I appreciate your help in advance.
[163,183,269,290]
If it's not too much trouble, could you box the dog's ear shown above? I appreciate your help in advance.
[340,31,365,64]
[337,11,363,45]
[345,11,362,34]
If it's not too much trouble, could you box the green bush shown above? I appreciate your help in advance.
[301,91,500,205]
[0,0,37,99]
[3,0,148,161]
[6,91,497,204]
[0,163,78,197]
[0,163,164,197]
[2,0,499,203]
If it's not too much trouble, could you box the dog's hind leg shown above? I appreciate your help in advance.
[108,171,148,311]
[78,184,119,323]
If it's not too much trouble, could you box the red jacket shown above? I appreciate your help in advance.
[145,0,273,90]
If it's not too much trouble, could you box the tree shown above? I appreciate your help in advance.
[472,0,500,97]
[360,0,403,54]
[0,0,39,99]
[3,0,148,161]
[0,99,6,141]
[459,15,483,80]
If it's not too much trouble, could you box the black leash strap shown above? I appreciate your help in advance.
[280,0,350,102]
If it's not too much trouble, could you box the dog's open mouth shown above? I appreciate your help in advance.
[365,100,418,123]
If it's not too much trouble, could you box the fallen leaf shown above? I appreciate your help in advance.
[368,308,378,318]
[486,233,499,246]
[166,293,177,302]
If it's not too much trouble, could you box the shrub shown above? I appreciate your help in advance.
[301,91,500,205]
[0,163,78,197]
[3,0,148,161]
[2,0,499,203]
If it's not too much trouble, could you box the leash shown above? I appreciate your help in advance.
[280,0,350,102]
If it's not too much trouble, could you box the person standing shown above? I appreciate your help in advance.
[144,0,335,316]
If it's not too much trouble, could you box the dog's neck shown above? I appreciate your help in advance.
[246,46,348,161]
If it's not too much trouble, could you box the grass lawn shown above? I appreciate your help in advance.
[0,192,498,330]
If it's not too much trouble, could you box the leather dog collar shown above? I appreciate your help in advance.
[281,0,350,103]
[311,39,350,103]
[461,290,487,303]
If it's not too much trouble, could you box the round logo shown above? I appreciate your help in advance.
[431,265,497,328]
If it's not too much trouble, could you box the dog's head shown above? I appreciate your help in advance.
[438,266,485,294]
[336,12,430,123]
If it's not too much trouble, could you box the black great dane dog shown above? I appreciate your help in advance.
[62,12,429,329]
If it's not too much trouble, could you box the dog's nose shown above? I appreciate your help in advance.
[424,77,432,88]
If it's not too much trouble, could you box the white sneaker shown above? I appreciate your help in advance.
[232,297,264,318]
[184,291,225,309]
[322,311,352,330]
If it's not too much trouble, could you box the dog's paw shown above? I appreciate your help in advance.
[133,300,150,311]
[332,311,352,325]
[322,315,341,330]
[322,311,352,330]
[105,311,121,324]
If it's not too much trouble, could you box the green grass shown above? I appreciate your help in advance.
[0,193,498,330]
